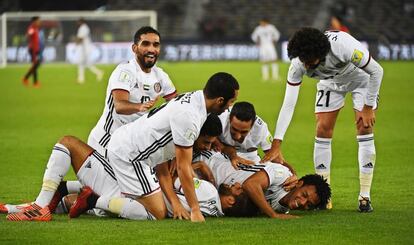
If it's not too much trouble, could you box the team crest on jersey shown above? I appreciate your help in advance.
[351,49,364,65]
[154,82,162,93]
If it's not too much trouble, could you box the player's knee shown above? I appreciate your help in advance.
[356,123,373,135]
[316,123,334,138]
[58,135,76,147]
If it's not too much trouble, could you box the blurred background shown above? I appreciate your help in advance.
[1,0,413,65]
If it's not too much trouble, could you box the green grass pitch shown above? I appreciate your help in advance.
[0,61,413,244]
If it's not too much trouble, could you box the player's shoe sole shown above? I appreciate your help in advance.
[69,186,94,218]
[358,197,373,213]
[7,204,52,221]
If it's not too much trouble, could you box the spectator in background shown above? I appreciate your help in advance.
[330,15,350,33]
[76,18,104,84]
[251,18,280,81]
[22,16,43,88]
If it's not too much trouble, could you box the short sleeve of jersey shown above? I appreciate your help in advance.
[263,163,292,187]
[255,117,273,151]
[158,69,176,97]
[287,58,305,84]
[328,31,370,68]
[170,109,200,147]
[108,64,134,92]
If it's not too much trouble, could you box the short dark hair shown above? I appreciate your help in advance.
[133,26,160,44]
[200,114,222,137]
[299,174,331,210]
[287,27,331,63]
[219,189,259,217]
[31,16,40,22]
[203,72,239,104]
[230,102,256,125]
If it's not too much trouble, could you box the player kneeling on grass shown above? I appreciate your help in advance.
[196,152,331,218]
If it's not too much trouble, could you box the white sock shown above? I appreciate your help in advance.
[261,64,269,80]
[35,143,71,208]
[95,196,111,210]
[314,137,332,184]
[271,63,279,80]
[66,180,82,193]
[357,134,376,200]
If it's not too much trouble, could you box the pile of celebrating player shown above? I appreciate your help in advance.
[1,24,384,222]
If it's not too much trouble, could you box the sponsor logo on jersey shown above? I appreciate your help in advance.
[133,83,139,89]
[119,70,131,83]
[143,84,150,91]
[154,82,162,93]
[193,178,201,189]
[351,49,364,65]
[85,161,92,168]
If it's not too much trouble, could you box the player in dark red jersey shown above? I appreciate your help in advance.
[22,16,43,88]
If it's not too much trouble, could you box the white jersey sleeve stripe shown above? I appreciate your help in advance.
[132,131,173,162]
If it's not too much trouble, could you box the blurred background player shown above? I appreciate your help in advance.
[22,16,43,88]
[251,18,280,81]
[330,15,350,33]
[266,27,383,212]
[76,18,104,84]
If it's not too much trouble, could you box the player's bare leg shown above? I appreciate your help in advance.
[314,109,340,209]
[355,110,375,212]
[137,191,167,220]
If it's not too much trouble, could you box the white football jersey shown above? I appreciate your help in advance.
[165,178,223,217]
[197,151,292,213]
[251,24,280,47]
[88,59,176,155]
[107,90,207,168]
[218,109,273,161]
[77,23,92,51]
[287,31,370,91]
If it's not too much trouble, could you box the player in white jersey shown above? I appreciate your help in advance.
[76,18,104,84]
[251,18,281,81]
[197,152,331,218]
[264,28,383,212]
[217,102,295,174]
[101,72,239,222]
[87,26,177,156]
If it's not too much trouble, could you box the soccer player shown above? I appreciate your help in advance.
[216,101,295,174]
[22,16,42,88]
[251,18,281,81]
[263,27,383,212]
[87,26,177,156]
[197,152,331,218]
[89,72,239,223]
[75,18,104,84]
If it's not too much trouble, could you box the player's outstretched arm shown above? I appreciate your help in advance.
[243,171,298,219]
[175,145,205,222]
[155,161,190,220]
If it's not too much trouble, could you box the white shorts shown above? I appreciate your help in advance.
[259,45,277,62]
[76,151,121,198]
[107,150,160,198]
[315,79,378,113]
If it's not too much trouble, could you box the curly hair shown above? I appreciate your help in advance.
[287,27,331,63]
[300,174,331,210]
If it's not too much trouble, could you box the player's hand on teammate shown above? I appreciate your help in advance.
[261,140,285,163]
[171,202,191,220]
[190,209,205,222]
[357,105,375,128]
[231,155,254,170]
[282,175,298,191]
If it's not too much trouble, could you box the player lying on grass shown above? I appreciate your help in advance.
[215,101,295,173]
[1,114,231,221]
[194,152,331,219]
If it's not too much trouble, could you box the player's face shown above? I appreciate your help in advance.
[219,183,243,210]
[193,135,216,153]
[229,116,253,143]
[287,184,319,210]
[134,33,160,71]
